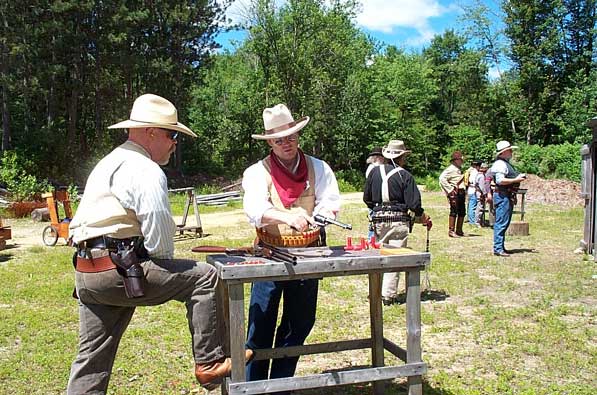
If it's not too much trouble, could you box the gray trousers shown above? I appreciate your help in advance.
[67,258,225,395]
[374,220,409,299]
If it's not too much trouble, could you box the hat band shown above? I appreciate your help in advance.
[386,149,405,154]
[265,121,298,134]
[130,117,178,125]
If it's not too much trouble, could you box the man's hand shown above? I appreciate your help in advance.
[286,212,312,232]
[421,213,432,230]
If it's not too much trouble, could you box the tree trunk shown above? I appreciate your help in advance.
[1,82,10,151]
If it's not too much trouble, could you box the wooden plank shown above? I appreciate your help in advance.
[253,339,370,360]
[226,363,427,394]
[369,272,386,395]
[228,283,246,382]
[405,270,423,395]
[383,338,407,362]
[208,252,430,282]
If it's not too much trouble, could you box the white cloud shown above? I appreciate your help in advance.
[223,0,456,47]
[488,67,502,81]
[222,0,252,26]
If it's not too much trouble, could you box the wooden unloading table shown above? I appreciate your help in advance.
[206,247,430,395]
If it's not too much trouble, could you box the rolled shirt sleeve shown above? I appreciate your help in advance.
[312,159,341,217]
[242,162,274,228]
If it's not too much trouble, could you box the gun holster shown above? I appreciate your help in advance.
[110,243,145,298]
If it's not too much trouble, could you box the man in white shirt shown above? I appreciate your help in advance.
[474,162,491,226]
[466,160,481,225]
[242,104,340,392]
[489,141,527,257]
[67,94,250,394]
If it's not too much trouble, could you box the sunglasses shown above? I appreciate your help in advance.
[273,134,298,146]
[165,130,178,141]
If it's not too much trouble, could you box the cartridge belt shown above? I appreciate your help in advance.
[77,235,143,252]
[371,211,411,223]
[256,227,320,247]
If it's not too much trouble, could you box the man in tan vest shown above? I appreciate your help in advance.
[67,94,251,394]
[241,104,340,392]
[439,151,467,237]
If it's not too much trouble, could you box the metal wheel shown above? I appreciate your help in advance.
[42,225,59,246]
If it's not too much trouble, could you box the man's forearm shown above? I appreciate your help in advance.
[261,208,291,226]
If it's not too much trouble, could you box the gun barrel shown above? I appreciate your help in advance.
[313,214,352,230]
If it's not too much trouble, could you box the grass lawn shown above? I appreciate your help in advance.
[0,190,595,394]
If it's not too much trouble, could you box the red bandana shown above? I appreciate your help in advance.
[269,149,308,208]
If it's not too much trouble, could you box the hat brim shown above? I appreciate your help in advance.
[251,117,310,140]
[108,119,197,138]
[495,145,518,156]
[383,150,411,160]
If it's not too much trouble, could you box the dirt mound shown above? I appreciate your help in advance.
[522,174,582,207]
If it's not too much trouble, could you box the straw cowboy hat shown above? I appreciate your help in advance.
[382,140,411,159]
[108,94,197,137]
[495,140,518,156]
[252,104,310,140]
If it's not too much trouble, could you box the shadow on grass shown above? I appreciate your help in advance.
[0,252,14,262]
[507,247,537,254]
[299,375,455,394]
[389,289,450,305]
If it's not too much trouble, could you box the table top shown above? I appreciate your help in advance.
[206,247,430,282]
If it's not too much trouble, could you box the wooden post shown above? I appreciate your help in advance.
[580,144,593,254]
[228,283,246,383]
[368,272,385,395]
[406,269,422,395]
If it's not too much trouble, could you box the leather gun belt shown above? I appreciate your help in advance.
[76,249,117,273]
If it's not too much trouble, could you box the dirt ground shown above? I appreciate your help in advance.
[1,175,581,251]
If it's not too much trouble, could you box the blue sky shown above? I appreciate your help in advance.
[216,0,506,78]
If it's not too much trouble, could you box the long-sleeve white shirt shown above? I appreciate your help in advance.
[71,141,176,259]
[242,155,341,228]
[110,144,176,259]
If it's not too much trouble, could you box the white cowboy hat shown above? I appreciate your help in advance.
[495,140,518,156]
[108,94,197,138]
[251,104,310,140]
[382,140,411,159]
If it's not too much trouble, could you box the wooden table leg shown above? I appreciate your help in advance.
[228,283,246,383]
[369,272,385,395]
[406,270,423,395]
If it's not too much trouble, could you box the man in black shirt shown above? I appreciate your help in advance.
[363,140,431,305]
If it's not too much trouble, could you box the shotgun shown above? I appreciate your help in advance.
[192,244,297,265]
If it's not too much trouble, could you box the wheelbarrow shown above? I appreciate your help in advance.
[41,190,73,246]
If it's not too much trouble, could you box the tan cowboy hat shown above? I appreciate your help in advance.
[382,140,411,159]
[252,104,310,140]
[495,140,518,156]
[108,94,197,138]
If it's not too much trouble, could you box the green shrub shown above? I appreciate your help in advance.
[0,151,51,201]
[417,174,441,191]
[516,143,581,181]
[335,169,364,192]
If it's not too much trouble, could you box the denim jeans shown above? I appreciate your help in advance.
[493,192,513,253]
[467,193,478,224]
[245,279,319,394]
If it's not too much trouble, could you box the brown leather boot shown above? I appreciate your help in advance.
[195,349,254,390]
[448,216,459,238]
[456,216,465,236]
